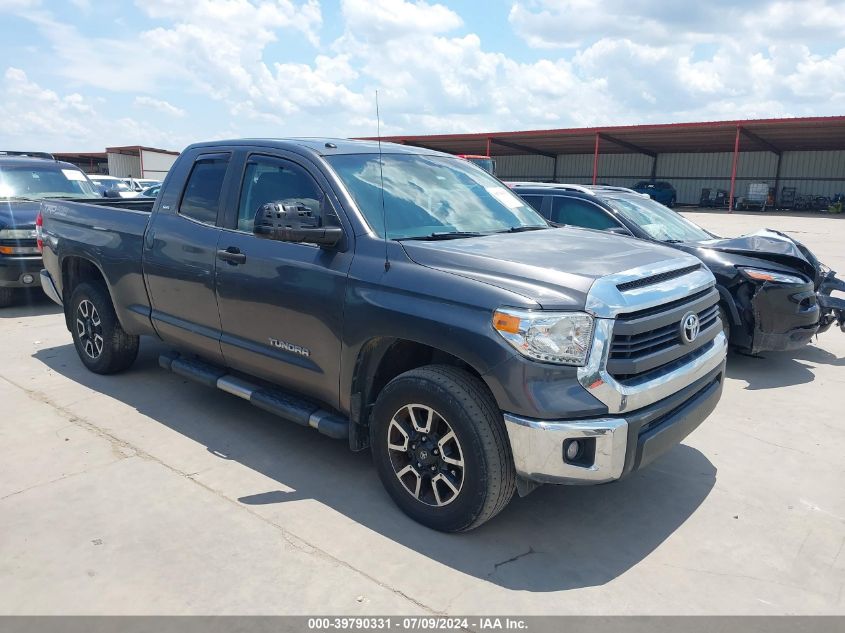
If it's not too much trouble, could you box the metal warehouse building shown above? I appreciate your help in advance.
[53,145,179,179]
[377,116,845,207]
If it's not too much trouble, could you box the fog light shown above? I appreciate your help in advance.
[22,274,34,284]
[565,440,581,461]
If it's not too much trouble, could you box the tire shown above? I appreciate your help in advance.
[0,287,17,308]
[718,305,731,349]
[370,365,516,532]
[69,282,139,374]
[668,196,676,208]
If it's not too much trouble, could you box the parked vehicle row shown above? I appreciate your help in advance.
[87,174,163,198]
[37,138,728,531]
[0,153,102,305]
[0,152,163,305]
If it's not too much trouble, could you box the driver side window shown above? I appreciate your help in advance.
[237,157,323,233]
[550,196,619,230]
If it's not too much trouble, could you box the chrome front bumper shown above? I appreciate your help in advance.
[504,414,628,484]
[504,346,727,486]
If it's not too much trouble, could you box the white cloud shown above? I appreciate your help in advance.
[341,0,462,40]
[0,67,187,150]
[134,96,185,117]
[1,0,844,147]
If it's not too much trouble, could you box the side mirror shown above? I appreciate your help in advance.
[606,226,633,236]
[253,201,342,247]
[103,188,122,198]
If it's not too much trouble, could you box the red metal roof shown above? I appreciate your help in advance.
[365,116,845,156]
[105,145,180,156]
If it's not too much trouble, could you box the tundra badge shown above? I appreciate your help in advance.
[269,338,311,357]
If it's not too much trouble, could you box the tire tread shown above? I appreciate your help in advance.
[69,282,139,374]
[377,364,515,531]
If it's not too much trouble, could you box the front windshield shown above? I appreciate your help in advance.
[0,165,99,199]
[601,195,712,242]
[326,153,546,239]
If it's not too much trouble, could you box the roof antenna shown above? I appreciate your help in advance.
[376,89,390,272]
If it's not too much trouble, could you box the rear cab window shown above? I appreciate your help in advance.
[179,155,230,225]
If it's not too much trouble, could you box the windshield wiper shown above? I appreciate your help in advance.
[493,225,550,234]
[398,231,487,241]
[663,239,685,243]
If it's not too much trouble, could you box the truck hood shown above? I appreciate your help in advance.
[682,229,820,282]
[0,199,41,229]
[400,227,690,310]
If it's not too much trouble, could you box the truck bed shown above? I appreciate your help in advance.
[40,197,156,336]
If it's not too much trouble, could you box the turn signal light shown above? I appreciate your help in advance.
[492,311,521,334]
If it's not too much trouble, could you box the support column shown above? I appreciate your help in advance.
[592,132,600,185]
[650,154,658,180]
[552,155,558,183]
[728,126,741,213]
[773,152,783,207]
[486,137,491,157]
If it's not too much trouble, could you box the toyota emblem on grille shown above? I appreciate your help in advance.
[680,312,700,344]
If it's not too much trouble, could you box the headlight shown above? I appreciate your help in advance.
[0,228,38,239]
[738,267,807,285]
[492,308,594,365]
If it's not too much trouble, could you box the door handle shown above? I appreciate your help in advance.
[217,247,246,265]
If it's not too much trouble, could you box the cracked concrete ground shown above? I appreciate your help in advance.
[1,211,844,615]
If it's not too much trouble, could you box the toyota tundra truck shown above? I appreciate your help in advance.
[38,139,727,531]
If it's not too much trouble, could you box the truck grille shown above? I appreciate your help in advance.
[608,287,720,383]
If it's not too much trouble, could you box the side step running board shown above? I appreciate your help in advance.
[159,352,348,440]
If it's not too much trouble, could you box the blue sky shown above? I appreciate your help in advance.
[1,0,843,152]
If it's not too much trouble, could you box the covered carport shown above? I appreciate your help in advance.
[374,116,845,208]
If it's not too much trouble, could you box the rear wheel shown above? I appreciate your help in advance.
[370,365,515,532]
[69,282,139,374]
[0,287,17,308]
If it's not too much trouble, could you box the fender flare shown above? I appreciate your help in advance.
[715,284,741,327]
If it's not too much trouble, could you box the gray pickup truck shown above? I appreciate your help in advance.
[39,139,727,531]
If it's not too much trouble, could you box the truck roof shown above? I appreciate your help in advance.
[185,138,450,159]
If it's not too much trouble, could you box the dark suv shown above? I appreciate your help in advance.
[633,180,677,207]
[511,183,845,354]
[0,152,100,306]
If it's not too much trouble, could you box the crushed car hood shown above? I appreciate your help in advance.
[682,229,820,283]
[400,227,691,310]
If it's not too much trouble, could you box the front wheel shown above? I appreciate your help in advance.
[69,282,139,374]
[370,365,515,532]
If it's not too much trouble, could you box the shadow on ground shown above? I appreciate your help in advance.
[726,344,845,390]
[34,339,717,592]
[0,291,62,319]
